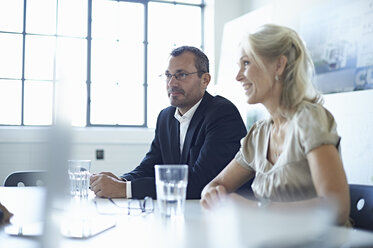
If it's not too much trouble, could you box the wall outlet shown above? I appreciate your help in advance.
[96,149,104,160]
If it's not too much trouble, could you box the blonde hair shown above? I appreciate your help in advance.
[242,24,322,115]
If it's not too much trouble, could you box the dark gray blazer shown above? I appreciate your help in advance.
[121,92,247,199]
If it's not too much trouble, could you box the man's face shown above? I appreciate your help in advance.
[165,52,209,115]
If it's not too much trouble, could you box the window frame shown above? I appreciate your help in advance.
[0,0,205,127]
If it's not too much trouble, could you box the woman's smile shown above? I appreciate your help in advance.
[242,82,253,93]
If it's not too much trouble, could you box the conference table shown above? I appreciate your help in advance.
[1,186,373,248]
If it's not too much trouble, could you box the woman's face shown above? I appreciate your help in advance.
[236,49,277,105]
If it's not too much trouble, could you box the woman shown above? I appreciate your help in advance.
[200,24,350,225]
[0,202,13,225]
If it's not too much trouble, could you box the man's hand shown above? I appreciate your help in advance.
[0,202,13,225]
[90,172,127,198]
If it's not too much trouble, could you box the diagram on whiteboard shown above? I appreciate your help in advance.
[300,0,373,93]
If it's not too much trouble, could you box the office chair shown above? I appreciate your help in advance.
[349,184,373,231]
[3,170,47,187]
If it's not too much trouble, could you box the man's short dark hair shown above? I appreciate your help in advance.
[170,46,209,77]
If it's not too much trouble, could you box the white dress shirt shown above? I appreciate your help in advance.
[173,99,202,153]
[126,99,202,198]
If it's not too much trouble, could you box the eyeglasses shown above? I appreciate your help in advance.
[159,71,199,82]
[108,197,154,216]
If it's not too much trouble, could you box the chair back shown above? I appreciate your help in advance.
[4,170,47,187]
[349,184,373,231]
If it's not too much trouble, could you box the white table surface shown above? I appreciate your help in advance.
[1,186,373,248]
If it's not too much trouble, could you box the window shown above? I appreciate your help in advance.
[0,0,204,128]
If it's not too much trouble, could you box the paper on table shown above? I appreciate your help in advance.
[60,215,116,239]
[5,221,43,236]
[5,215,116,239]
[93,198,128,215]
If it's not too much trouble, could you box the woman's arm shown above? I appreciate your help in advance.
[307,144,350,225]
[201,145,350,226]
[200,158,254,209]
[232,145,350,224]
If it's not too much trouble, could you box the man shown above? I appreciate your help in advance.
[90,46,246,199]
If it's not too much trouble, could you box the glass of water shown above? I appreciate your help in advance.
[68,160,91,198]
[154,164,188,217]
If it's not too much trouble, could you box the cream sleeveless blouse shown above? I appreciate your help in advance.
[235,101,340,202]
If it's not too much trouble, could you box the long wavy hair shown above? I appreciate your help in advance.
[242,24,322,116]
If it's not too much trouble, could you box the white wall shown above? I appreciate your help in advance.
[212,0,250,81]
[0,127,154,184]
[324,90,373,185]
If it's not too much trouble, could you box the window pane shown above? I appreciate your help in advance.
[70,82,87,127]
[91,80,144,125]
[55,37,87,127]
[56,37,86,82]
[147,2,202,128]
[91,40,119,83]
[91,0,144,125]
[57,0,87,37]
[92,0,143,41]
[148,3,201,47]
[0,80,22,125]
[91,0,117,39]
[0,33,23,79]
[55,79,87,127]
[90,40,144,125]
[0,0,24,32]
[26,0,57,35]
[25,35,56,80]
[24,80,53,125]
[147,45,172,128]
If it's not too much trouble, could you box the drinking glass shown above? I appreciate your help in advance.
[68,160,91,198]
[154,164,188,217]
